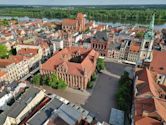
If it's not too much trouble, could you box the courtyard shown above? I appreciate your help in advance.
[40,60,133,122]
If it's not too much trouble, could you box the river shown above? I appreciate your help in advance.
[0,16,166,30]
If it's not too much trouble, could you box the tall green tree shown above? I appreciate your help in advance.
[32,74,41,85]
[48,73,67,89]
[0,44,8,58]
[96,58,105,72]
[116,71,132,112]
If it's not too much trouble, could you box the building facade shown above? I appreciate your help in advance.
[40,47,99,89]
[91,31,111,57]
[15,44,43,68]
[0,56,29,83]
[62,13,86,33]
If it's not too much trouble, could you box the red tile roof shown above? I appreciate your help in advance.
[0,70,6,77]
[150,50,166,74]
[135,68,166,124]
[129,42,140,52]
[135,117,161,125]
[135,98,156,119]
[0,55,26,68]
[154,98,166,121]
[62,19,78,26]
[0,59,13,68]
[77,13,85,19]
[17,48,38,57]
[137,68,166,97]
[9,55,26,63]
[41,47,99,76]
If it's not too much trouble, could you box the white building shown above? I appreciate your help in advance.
[0,56,29,83]
[51,39,64,52]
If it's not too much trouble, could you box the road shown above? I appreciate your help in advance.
[83,61,132,122]
[20,67,39,81]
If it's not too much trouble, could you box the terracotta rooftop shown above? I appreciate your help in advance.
[62,19,78,26]
[129,42,140,52]
[135,117,161,125]
[0,59,13,68]
[0,70,6,77]
[135,98,156,121]
[0,55,26,68]
[9,55,26,63]
[136,68,166,98]
[41,47,99,76]
[154,98,166,122]
[150,50,166,74]
[17,48,38,57]
[76,13,85,19]
[135,68,166,124]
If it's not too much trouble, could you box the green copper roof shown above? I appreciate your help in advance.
[144,14,155,40]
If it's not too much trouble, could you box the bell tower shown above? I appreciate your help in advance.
[138,14,155,65]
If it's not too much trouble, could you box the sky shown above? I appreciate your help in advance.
[0,0,165,5]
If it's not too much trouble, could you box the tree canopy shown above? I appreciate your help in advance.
[0,44,9,58]
[96,58,105,72]
[32,73,67,89]
[32,73,41,85]
[116,71,132,112]
[0,7,165,24]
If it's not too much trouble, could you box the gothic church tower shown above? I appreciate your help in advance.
[138,14,155,65]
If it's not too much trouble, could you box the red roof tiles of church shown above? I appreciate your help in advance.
[77,13,84,19]
[62,19,78,26]
[41,47,99,76]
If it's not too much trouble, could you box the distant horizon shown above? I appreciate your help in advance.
[0,4,166,6]
[0,0,165,6]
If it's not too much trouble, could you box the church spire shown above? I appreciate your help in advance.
[148,14,155,31]
[144,14,155,40]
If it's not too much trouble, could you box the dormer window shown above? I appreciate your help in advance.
[159,67,164,70]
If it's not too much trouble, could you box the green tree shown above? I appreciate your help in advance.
[32,74,41,85]
[0,44,9,58]
[48,73,67,89]
[136,31,144,39]
[48,73,58,87]
[116,71,132,112]
[41,75,49,85]
[87,81,94,89]
[96,58,105,72]
[57,79,67,89]
[91,72,97,81]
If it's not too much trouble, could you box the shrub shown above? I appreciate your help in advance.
[87,81,94,89]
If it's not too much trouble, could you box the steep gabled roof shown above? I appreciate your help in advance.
[154,98,166,122]
[135,117,161,125]
[150,50,166,75]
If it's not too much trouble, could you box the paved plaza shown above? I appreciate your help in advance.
[41,61,133,122]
